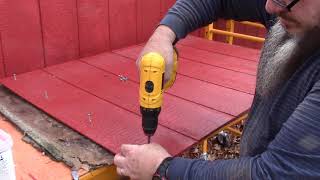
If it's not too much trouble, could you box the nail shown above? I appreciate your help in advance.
[44,90,48,99]
[87,113,92,124]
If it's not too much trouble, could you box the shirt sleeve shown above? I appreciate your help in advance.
[160,0,275,41]
[167,80,320,179]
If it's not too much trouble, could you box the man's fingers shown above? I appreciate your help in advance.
[116,167,128,177]
[120,144,138,156]
[114,154,127,169]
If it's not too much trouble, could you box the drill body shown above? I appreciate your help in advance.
[139,51,178,142]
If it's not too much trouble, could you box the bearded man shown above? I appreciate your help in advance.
[114,0,320,179]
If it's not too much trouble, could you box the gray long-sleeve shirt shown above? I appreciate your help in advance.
[160,0,320,179]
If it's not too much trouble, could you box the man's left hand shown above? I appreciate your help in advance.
[114,143,171,180]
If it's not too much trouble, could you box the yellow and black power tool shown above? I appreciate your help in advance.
[139,49,178,143]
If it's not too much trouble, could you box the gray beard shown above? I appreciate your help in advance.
[256,21,320,97]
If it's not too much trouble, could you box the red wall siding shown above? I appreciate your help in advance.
[1,0,44,76]
[39,0,80,66]
[137,0,161,43]
[78,0,110,57]
[161,0,176,17]
[0,34,5,78]
[109,0,137,49]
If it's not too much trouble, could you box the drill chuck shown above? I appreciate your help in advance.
[140,107,161,136]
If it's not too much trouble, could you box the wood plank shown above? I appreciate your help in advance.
[161,0,176,17]
[176,44,257,75]
[137,0,161,43]
[113,45,256,94]
[0,34,5,78]
[1,70,195,155]
[82,52,254,113]
[109,0,137,49]
[180,36,261,62]
[39,0,79,65]
[1,0,44,75]
[45,60,233,140]
[78,0,110,57]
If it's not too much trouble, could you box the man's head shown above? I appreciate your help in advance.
[266,0,320,36]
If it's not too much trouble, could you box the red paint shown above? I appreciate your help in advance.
[45,58,233,140]
[137,0,161,43]
[0,34,5,78]
[1,70,195,155]
[176,44,258,75]
[1,35,259,155]
[180,36,261,62]
[39,0,79,65]
[109,0,137,49]
[161,0,176,17]
[1,0,44,76]
[78,0,110,57]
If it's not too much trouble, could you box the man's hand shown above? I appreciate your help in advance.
[114,143,171,180]
[136,25,176,85]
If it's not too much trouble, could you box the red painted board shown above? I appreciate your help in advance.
[81,52,253,115]
[1,70,195,155]
[0,34,5,78]
[176,44,258,76]
[178,58,256,95]
[113,45,256,94]
[78,0,110,57]
[180,36,261,62]
[46,60,233,140]
[39,0,79,65]
[161,0,176,17]
[109,0,137,49]
[168,75,253,116]
[1,0,44,76]
[113,45,143,60]
[137,0,161,43]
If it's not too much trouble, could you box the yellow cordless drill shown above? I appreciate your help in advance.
[139,49,178,143]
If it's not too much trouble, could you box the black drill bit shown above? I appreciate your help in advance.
[148,135,151,144]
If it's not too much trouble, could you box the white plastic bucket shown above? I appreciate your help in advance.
[0,129,16,180]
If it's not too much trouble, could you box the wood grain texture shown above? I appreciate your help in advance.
[78,0,110,57]
[39,0,79,65]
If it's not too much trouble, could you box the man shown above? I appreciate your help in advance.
[114,0,320,179]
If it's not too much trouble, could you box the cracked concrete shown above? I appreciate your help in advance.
[0,85,114,171]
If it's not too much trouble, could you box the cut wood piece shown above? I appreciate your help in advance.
[180,36,261,62]
[1,0,44,75]
[176,44,257,76]
[45,60,233,140]
[78,0,110,57]
[109,0,137,49]
[1,70,195,155]
[39,0,79,65]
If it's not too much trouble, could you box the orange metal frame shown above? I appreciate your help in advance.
[205,20,266,44]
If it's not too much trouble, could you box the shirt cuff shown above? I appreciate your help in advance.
[160,14,188,44]
[167,157,195,179]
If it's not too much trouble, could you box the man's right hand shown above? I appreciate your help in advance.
[136,25,177,85]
